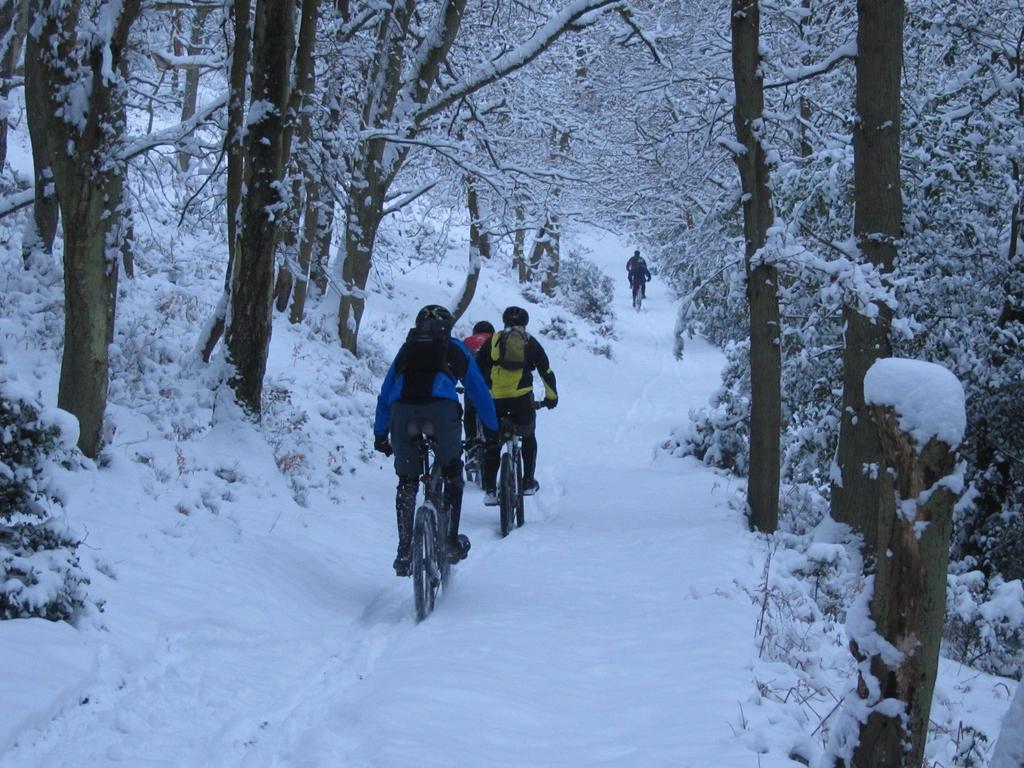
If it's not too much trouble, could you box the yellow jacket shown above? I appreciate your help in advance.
[477,329,558,401]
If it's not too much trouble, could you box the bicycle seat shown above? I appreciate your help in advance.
[406,418,436,438]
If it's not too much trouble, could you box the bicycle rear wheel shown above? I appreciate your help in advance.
[514,449,525,528]
[499,451,515,537]
[412,506,440,621]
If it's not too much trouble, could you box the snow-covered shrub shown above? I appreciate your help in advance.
[556,248,615,334]
[945,569,1024,679]
[673,339,749,475]
[0,385,90,622]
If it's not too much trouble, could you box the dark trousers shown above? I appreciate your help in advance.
[483,394,537,492]
[389,399,465,543]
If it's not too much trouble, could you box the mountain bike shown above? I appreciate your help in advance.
[631,277,646,310]
[497,402,544,537]
[406,417,452,621]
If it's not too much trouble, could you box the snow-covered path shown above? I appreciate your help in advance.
[308,240,770,767]
[2,236,783,767]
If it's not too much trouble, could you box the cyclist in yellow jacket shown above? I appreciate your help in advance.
[476,306,558,504]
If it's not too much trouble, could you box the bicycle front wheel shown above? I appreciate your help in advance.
[412,506,440,621]
[499,451,515,537]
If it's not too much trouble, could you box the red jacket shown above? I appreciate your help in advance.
[463,331,492,353]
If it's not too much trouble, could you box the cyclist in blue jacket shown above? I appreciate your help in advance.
[374,305,498,576]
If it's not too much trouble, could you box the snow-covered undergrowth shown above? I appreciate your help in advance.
[716,485,1020,766]
[0,202,1016,765]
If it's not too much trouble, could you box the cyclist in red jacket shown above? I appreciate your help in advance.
[461,320,494,446]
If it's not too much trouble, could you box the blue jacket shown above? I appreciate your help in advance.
[374,337,498,436]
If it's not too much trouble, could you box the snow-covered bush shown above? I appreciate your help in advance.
[556,248,616,334]
[945,569,1024,679]
[670,339,749,475]
[0,385,90,622]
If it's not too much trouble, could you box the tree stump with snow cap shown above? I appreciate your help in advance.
[843,358,966,768]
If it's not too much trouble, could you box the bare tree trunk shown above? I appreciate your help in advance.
[22,24,59,262]
[177,7,210,170]
[798,0,813,159]
[272,0,318,314]
[540,215,559,296]
[28,0,140,457]
[452,177,489,322]
[199,0,250,363]
[225,0,295,416]
[0,0,17,171]
[310,195,332,294]
[513,201,528,282]
[847,395,960,767]
[731,0,781,533]
[831,0,903,551]
[289,177,320,323]
[339,175,383,352]
[528,222,549,283]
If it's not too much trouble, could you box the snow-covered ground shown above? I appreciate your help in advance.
[0,224,1016,767]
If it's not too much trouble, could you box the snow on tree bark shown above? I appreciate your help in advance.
[831,0,903,552]
[730,0,781,533]
[27,0,141,458]
[225,0,296,417]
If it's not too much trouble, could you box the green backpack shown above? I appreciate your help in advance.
[496,328,529,370]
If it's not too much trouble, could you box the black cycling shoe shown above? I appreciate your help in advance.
[522,478,540,496]
[447,534,470,563]
[393,544,411,577]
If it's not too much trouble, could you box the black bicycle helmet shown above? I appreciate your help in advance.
[502,306,529,327]
[415,304,454,333]
[472,320,495,335]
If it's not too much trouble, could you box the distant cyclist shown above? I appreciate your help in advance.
[373,305,497,576]
[476,306,558,505]
[626,249,652,301]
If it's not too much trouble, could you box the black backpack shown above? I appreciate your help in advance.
[396,317,455,400]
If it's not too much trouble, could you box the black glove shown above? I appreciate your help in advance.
[374,434,393,457]
[544,397,558,410]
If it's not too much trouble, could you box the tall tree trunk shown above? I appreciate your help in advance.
[22,23,59,262]
[338,173,383,353]
[830,0,903,551]
[177,7,210,170]
[225,0,295,416]
[272,0,318,314]
[310,195,332,294]
[28,0,140,458]
[540,215,560,296]
[798,0,814,159]
[0,0,16,171]
[731,0,781,533]
[513,200,528,282]
[199,0,250,363]
[529,221,549,283]
[452,177,489,322]
[289,177,320,323]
